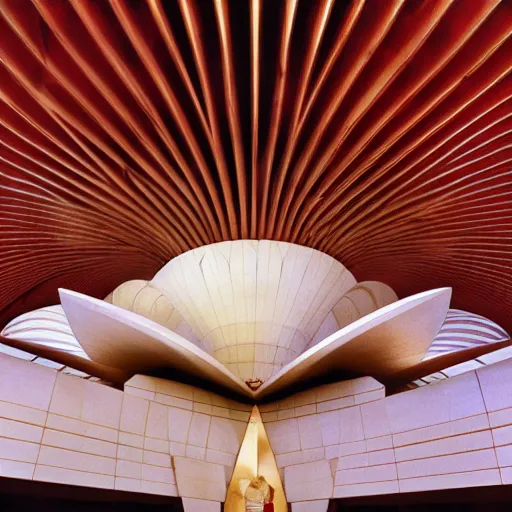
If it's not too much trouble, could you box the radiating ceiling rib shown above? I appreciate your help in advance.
[0,0,510,336]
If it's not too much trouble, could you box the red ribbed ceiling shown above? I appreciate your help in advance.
[0,0,511,332]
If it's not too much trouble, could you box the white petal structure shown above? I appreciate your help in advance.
[306,281,399,350]
[151,240,357,382]
[59,289,251,397]
[255,288,451,398]
[104,280,202,349]
[407,309,511,388]
[0,305,128,383]
[423,309,510,359]
[1,305,88,359]
[0,240,509,397]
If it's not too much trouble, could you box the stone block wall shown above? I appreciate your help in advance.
[264,358,512,511]
[0,354,250,510]
[3,352,512,512]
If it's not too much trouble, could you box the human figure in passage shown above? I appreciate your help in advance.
[239,475,274,512]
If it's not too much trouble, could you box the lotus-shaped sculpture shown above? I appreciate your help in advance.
[1,241,509,399]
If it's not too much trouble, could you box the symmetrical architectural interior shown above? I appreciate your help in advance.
[0,0,511,510]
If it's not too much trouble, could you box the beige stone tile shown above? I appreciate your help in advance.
[173,457,226,501]
[81,382,123,429]
[493,425,512,447]
[325,445,340,460]
[261,411,278,422]
[397,448,498,479]
[38,446,116,475]
[193,389,213,405]
[168,406,193,444]
[259,402,278,413]
[143,450,171,468]
[395,431,494,462]
[361,400,391,439]
[211,406,230,419]
[156,393,193,410]
[146,402,169,439]
[366,436,393,452]
[386,372,485,434]
[206,449,236,467]
[477,359,512,412]
[355,389,385,405]
[500,466,512,484]
[302,447,325,463]
[298,415,322,450]
[155,380,193,400]
[118,445,143,463]
[295,404,316,417]
[49,374,84,419]
[47,414,117,443]
[0,355,57,411]
[393,414,489,448]
[229,410,250,422]
[294,389,317,408]
[489,408,512,429]
[285,460,333,502]
[0,401,47,427]
[292,500,329,512]
[125,375,157,392]
[277,408,295,421]
[368,449,395,466]
[182,497,221,512]
[316,381,354,403]
[265,419,301,455]
[186,445,206,460]
[339,407,364,444]
[194,402,213,415]
[207,417,246,455]
[120,394,149,435]
[35,465,115,489]
[42,429,117,458]
[115,476,141,492]
[144,437,169,454]
[496,445,512,467]
[0,458,35,480]
[335,463,397,485]
[169,442,186,456]
[334,480,398,498]
[140,480,178,496]
[116,459,142,479]
[338,441,367,457]
[0,437,39,463]
[399,469,501,493]
[276,451,304,468]
[317,396,355,413]
[188,413,211,447]
[125,386,155,401]
[0,418,43,443]
[118,431,144,449]
[318,411,340,447]
[142,463,175,483]
[352,377,384,395]
[338,453,369,470]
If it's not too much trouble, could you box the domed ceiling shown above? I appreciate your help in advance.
[0,0,511,333]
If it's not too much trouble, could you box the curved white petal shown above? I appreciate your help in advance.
[2,305,89,359]
[254,288,452,398]
[423,308,509,360]
[306,281,398,350]
[59,288,253,397]
[151,240,357,382]
[104,279,203,350]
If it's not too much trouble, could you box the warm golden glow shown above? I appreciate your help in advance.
[225,406,287,511]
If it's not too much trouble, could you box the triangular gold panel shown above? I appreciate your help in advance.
[225,406,287,511]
